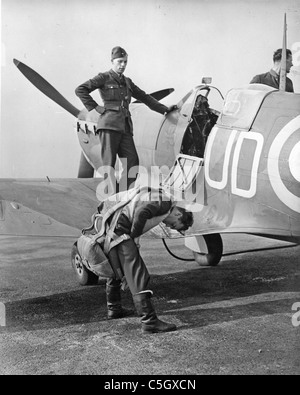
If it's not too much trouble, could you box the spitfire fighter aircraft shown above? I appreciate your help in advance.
[1,18,299,285]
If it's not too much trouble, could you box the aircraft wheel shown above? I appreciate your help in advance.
[193,234,223,267]
[71,243,99,286]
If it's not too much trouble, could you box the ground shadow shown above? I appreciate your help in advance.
[1,252,299,333]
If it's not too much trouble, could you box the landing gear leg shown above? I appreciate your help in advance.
[185,234,223,266]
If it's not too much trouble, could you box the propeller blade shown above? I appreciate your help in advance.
[13,58,80,117]
[133,88,174,103]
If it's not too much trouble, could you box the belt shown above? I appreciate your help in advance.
[104,101,129,111]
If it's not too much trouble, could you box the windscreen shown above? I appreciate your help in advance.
[218,85,275,130]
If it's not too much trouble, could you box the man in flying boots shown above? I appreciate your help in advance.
[106,278,134,320]
[133,290,176,334]
[96,186,194,333]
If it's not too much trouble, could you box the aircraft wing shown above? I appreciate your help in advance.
[0,178,102,238]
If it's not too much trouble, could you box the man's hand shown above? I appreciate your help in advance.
[164,104,178,115]
[77,108,88,121]
[77,108,100,123]
[95,105,106,115]
[87,108,102,123]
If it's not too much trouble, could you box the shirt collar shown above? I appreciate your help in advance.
[110,69,124,80]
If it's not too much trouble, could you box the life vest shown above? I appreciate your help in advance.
[78,186,174,282]
[92,186,174,253]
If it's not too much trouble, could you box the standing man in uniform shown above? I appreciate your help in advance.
[250,48,294,92]
[75,46,177,193]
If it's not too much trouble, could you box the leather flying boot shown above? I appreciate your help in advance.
[106,283,134,320]
[133,291,176,334]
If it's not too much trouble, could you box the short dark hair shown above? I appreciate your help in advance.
[177,207,194,232]
[273,48,292,63]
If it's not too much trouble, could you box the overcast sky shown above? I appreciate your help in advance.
[1,0,300,178]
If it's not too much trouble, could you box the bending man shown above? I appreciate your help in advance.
[95,186,194,334]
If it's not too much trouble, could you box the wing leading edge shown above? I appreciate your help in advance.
[0,178,102,237]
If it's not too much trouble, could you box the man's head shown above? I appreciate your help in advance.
[111,46,128,75]
[163,206,194,233]
[273,48,293,73]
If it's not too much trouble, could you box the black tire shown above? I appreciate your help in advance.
[71,243,99,286]
[193,234,223,267]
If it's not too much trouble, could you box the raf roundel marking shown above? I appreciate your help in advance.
[289,141,300,183]
[267,115,300,213]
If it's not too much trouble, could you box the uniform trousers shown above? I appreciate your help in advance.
[98,120,139,192]
[107,238,150,295]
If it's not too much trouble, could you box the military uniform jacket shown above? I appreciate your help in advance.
[250,69,294,93]
[75,70,169,134]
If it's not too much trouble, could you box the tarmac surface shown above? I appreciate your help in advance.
[0,233,299,376]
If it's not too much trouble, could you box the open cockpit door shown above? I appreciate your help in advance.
[154,89,196,168]
[161,154,204,203]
